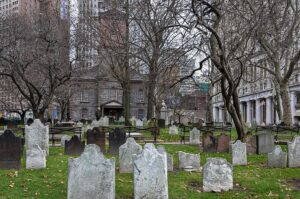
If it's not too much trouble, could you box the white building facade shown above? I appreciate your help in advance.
[212,72,300,126]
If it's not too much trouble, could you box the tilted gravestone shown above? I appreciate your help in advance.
[109,128,126,155]
[65,135,85,156]
[61,135,72,147]
[232,140,247,165]
[25,119,49,155]
[178,151,200,171]
[169,125,178,135]
[190,128,200,145]
[0,130,22,169]
[288,136,300,168]
[87,127,106,153]
[202,132,217,152]
[257,131,274,154]
[26,145,46,169]
[68,144,115,199]
[203,158,233,192]
[217,134,230,152]
[268,145,287,168]
[245,135,257,154]
[157,145,173,171]
[119,137,142,173]
[133,143,168,199]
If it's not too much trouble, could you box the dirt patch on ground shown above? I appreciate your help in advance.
[187,181,245,192]
[286,179,300,191]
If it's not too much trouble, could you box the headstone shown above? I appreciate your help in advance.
[288,136,300,168]
[65,136,85,156]
[87,127,106,153]
[108,128,126,155]
[268,145,287,168]
[67,144,115,199]
[119,138,142,173]
[25,119,49,155]
[90,119,102,129]
[26,145,46,169]
[61,135,72,147]
[257,131,274,154]
[245,135,257,154]
[103,116,109,127]
[130,116,137,126]
[190,128,200,145]
[169,125,178,135]
[158,119,165,128]
[232,140,247,165]
[157,145,173,171]
[133,143,168,199]
[136,119,143,128]
[202,132,217,152]
[119,116,125,123]
[203,158,233,192]
[0,130,22,169]
[217,134,230,152]
[178,151,200,171]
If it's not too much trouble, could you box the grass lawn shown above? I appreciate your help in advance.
[0,144,300,199]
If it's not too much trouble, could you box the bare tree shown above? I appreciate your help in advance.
[0,11,75,120]
[191,0,258,139]
[130,0,195,119]
[249,0,300,126]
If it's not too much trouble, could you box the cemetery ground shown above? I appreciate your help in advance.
[1,129,300,198]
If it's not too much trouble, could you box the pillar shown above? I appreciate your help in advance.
[255,99,261,125]
[246,101,251,124]
[291,92,296,125]
[266,97,272,125]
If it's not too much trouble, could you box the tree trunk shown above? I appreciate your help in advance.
[274,83,282,122]
[123,81,131,125]
[206,92,213,122]
[280,82,293,126]
[147,75,156,120]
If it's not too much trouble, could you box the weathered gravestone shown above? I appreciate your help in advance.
[202,132,217,152]
[61,135,72,147]
[190,128,200,145]
[158,119,166,128]
[68,144,115,199]
[169,125,178,135]
[203,158,233,192]
[217,134,230,152]
[257,131,274,154]
[25,119,49,155]
[268,145,287,168]
[0,130,22,169]
[26,145,46,169]
[130,116,137,126]
[87,127,106,153]
[136,119,143,128]
[65,136,85,156]
[109,128,126,155]
[157,145,173,171]
[133,143,168,199]
[119,137,142,173]
[178,151,200,171]
[119,116,125,123]
[288,136,300,168]
[245,135,257,154]
[232,140,247,165]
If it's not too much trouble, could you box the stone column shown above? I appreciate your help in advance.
[291,92,296,125]
[219,107,223,123]
[255,99,261,125]
[239,103,244,122]
[213,106,217,122]
[266,97,272,125]
[246,101,251,125]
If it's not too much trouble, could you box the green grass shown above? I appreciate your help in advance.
[1,145,300,198]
